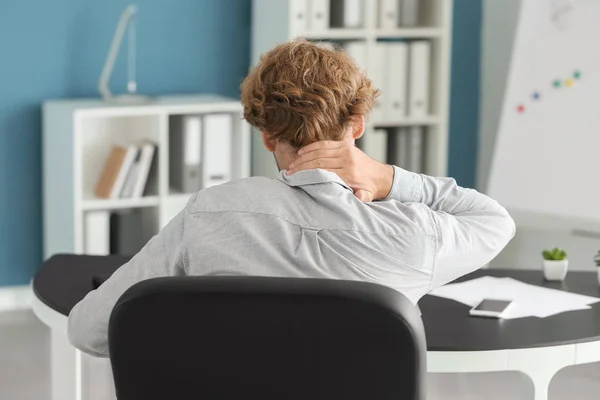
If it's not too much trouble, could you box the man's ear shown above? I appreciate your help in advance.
[262,132,277,152]
[351,116,365,140]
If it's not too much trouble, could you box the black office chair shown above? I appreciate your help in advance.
[108,276,427,400]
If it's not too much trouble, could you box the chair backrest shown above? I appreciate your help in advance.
[108,276,427,400]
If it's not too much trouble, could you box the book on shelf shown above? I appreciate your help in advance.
[203,113,233,188]
[95,145,138,199]
[132,142,157,198]
[407,125,424,173]
[84,209,152,257]
[342,41,367,71]
[309,0,330,31]
[120,148,141,198]
[408,40,431,118]
[385,41,409,121]
[95,142,157,200]
[370,42,387,123]
[330,0,364,28]
[291,0,309,34]
[379,0,400,29]
[361,128,388,163]
[110,210,146,256]
[400,0,420,27]
[84,211,110,255]
[388,127,409,169]
[170,115,203,194]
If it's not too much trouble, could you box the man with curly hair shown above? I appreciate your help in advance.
[68,40,516,357]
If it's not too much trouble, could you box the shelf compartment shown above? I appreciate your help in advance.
[78,114,161,203]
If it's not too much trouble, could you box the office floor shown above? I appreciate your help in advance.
[1,310,599,400]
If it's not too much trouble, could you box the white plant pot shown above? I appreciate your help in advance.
[597,267,600,286]
[543,259,568,281]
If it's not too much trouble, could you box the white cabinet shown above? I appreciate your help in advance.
[42,95,251,258]
[251,0,452,178]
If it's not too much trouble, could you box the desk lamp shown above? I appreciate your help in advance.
[98,4,151,104]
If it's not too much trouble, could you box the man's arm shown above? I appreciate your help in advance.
[288,141,516,289]
[67,208,187,357]
[384,166,516,287]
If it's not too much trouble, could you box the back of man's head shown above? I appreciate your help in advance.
[241,40,379,149]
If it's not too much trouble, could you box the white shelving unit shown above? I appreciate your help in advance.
[251,0,453,178]
[42,94,251,259]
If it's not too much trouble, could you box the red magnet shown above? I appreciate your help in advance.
[517,104,525,113]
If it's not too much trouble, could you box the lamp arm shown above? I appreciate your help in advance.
[98,5,138,100]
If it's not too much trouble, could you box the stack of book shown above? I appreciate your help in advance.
[95,141,157,199]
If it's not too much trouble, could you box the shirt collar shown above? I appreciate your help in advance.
[277,169,353,192]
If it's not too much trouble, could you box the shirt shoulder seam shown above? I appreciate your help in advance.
[187,209,437,239]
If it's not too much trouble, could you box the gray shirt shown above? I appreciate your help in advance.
[68,166,516,357]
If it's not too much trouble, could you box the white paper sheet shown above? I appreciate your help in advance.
[428,276,600,319]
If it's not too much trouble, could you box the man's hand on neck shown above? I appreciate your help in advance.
[286,140,394,202]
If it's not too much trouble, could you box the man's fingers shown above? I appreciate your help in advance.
[288,149,340,170]
[297,140,343,155]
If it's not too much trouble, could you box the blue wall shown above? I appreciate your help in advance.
[0,0,481,287]
[0,0,251,286]
[448,0,482,188]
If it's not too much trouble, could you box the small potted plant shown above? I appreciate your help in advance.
[542,247,568,281]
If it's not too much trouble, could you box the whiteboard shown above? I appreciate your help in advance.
[488,0,600,228]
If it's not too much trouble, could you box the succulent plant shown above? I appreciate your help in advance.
[542,247,567,261]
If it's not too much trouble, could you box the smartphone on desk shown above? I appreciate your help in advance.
[469,299,514,318]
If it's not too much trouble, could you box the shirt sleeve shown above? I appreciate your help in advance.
[384,166,516,289]
[67,208,188,358]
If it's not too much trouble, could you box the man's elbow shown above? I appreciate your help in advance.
[500,209,516,242]
[67,306,109,358]
[490,208,516,252]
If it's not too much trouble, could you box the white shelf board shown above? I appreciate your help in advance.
[373,116,441,127]
[46,95,242,119]
[300,29,368,40]
[167,190,195,203]
[376,28,444,39]
[81,195,160,211]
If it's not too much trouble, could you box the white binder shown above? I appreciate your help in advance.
[170,116,202,193]
[386,41,408,121]
[400,0,420,26]
[361,129,388,163]
[290,0,309,35]
[379,0,400,29]
[84,211,110,255]
[408,40,430,118]
[407,125,424,173]
[331,0,363,28]
[388,127,409,168]
[203,114,233,188]
[370,42,388,123]
[343,41,367,71]
[309,0,330,31]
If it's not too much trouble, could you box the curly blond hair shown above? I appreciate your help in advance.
[240,39,379,148]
